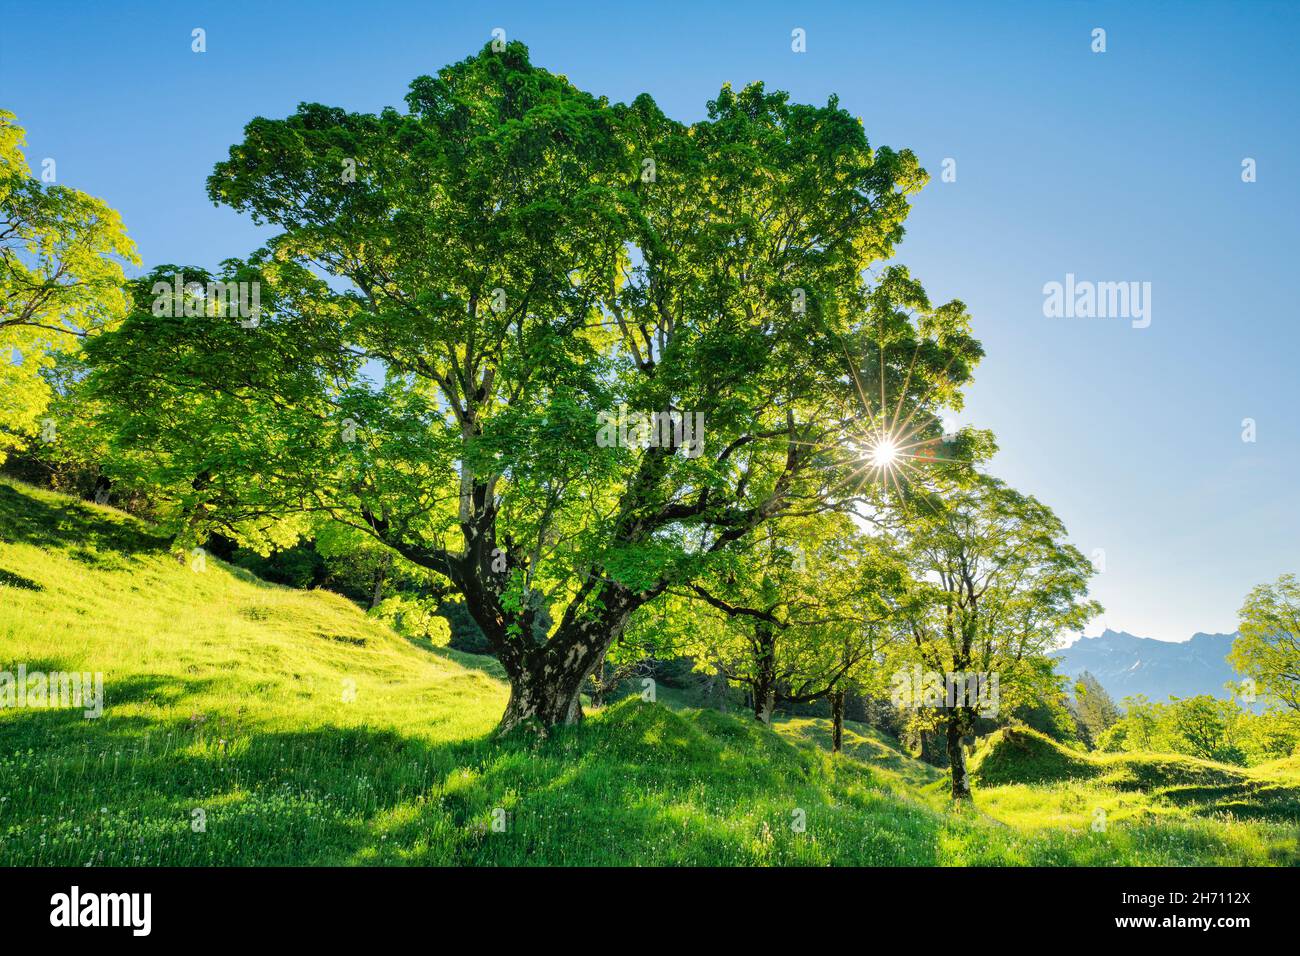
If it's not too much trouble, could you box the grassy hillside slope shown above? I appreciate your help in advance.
[1,479,1296,866]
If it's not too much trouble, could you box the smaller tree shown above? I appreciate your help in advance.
[1165,695,1245,764]
[1010,659,1083,747]
[824,622,914,752]
[1101,692,1296,765]
[314,520,419,609]
[682,513,909,725]
[1107,694,1161,751]
[897,476,1100,799]
[1071,670,1120,749]
[1232,573,1300,714]
[1235,705,1300,764]
[583,600,681,709]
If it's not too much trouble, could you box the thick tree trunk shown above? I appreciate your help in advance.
[417,488,645,736]
[492,597,636,736]
[946,714,972,800]
[830,688,846,752]
[497,661,589,734]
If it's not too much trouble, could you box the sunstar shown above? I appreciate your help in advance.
[868,436,899,469]
[49,886,151,936]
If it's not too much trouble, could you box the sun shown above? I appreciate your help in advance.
[868,436,899,470]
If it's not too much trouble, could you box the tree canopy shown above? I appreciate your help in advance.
[85,42,983,733]
[1233,573,1300,714]
[894,476,1101,797]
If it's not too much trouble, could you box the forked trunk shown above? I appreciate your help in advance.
[497,664,588,735]
[946,714,972,800]
[492,602,634,736]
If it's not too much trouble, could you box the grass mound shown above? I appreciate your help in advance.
[971,726,1102,786]
[1101,752,1248,792]
[969,726,1300,858]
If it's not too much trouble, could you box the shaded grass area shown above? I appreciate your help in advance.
[773,715,945,791]
[2,478,1296,865]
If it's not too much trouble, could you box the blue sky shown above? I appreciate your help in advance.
[4,1,1298,642]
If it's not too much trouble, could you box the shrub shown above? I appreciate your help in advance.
[370,594,451,646]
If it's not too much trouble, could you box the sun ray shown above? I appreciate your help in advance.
[888,349,963,448]
[837,334,878,425]
[888,338,923,433]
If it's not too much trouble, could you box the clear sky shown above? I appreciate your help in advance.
[4,1,1297,642]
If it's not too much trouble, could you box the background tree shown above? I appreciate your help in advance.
[1099,694,1159,752]
[1071,670,1120,749]
[584,604,676,709]
[85,43,980,733]
[1232,573,1300,714]
[897,475,1101,798]
[680,512,909,725]
[1166,695,1245,763]
[314,519,417,609]
[0,110,137,465]
[825,620,914,752]
[1007,659,1084,747]
[1097,690,1299,766]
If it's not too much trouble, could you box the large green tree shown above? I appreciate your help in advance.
[85,43,981,733]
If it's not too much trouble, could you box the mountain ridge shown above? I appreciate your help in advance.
[1051,628,1242,703]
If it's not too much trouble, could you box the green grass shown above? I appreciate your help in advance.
[773,715,946,791]
[2,477,1297,866]
[964,727,1300,863]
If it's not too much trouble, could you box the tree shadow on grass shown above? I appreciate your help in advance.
[0,482,168,562]
[358,702,957,866]
[0,672,226,748]
[5,658,1286,867]
[0,566,42,590]
[774,715,946,790]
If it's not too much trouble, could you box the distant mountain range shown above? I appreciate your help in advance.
[1050,629,1243,704]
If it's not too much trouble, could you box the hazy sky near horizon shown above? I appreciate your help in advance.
[4,1,1297,643]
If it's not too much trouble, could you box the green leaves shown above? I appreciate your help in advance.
[0,110,139,464]
[674,511,913,707]
[1233,573,1300,714]
[897,474,1102,696]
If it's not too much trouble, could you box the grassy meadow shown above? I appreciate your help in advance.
[1,478,1297,866]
